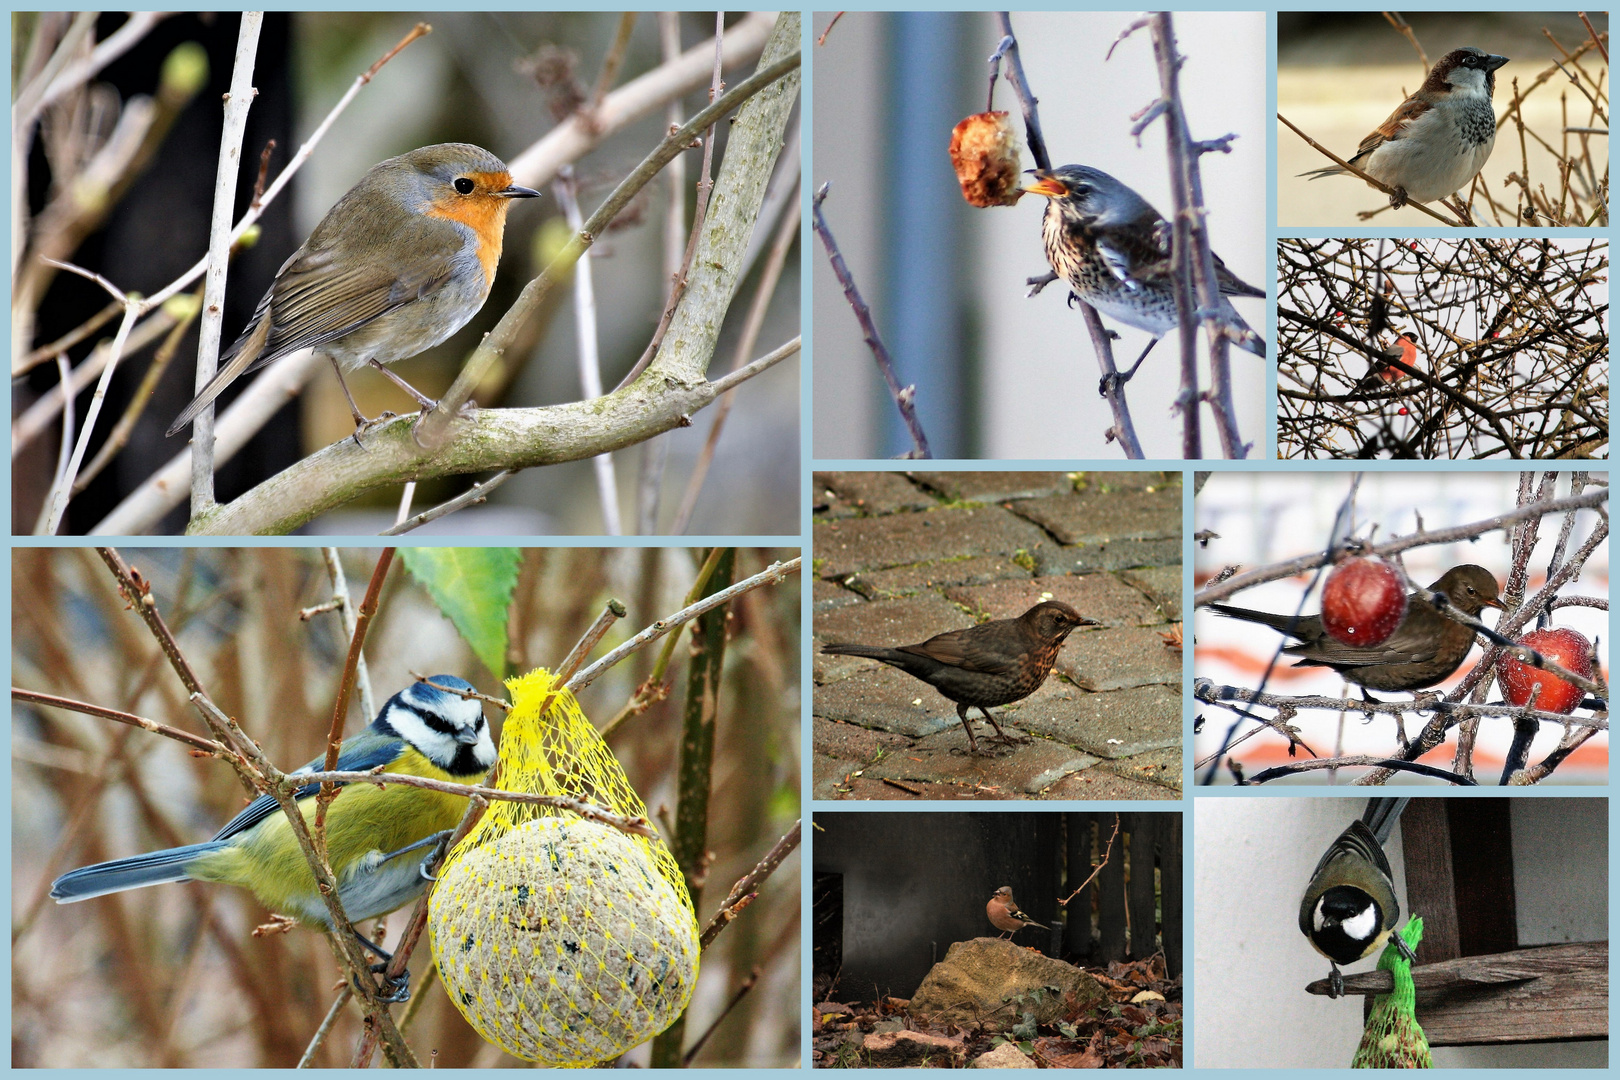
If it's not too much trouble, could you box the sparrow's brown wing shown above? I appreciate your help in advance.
[900,625,1023,675]
[1354,94,1435,162]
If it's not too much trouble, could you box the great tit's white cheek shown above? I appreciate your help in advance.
[1341,904,1380,943]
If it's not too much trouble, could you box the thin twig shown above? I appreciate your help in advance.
[570,557,800,694]
[811,184,930,458]
[699,819,800,948]
[380,469,516,535]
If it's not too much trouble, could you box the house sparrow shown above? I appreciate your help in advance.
[1302,47,1509,207]
[1024,165,1266,386]
[987,886,1049,940]
[1353,334,1418,392]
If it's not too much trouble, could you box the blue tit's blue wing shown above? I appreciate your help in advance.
[210,730,408,843]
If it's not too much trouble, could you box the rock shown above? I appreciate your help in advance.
[862,1030,967,1066]
[974,1042,1038,1068]
[909,937,1107,1031]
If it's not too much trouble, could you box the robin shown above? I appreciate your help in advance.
[987,886,1048,940]
[821,600,1099,755]
[167,143,540,439]
[1207,564,1506,692]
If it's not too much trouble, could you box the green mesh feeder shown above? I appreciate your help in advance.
[1352,917,1431,1069]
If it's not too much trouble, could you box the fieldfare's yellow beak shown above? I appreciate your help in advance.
[1023,171,1067,198]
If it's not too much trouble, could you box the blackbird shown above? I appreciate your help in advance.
[1207,564,1505,692]
[821,600,1098,754]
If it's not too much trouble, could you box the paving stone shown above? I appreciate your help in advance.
[1092,746,1184,792]
[817,471,937,516]
[815,594,973,671]
[1013,486,1181,545]
[847,554,1035,600]
[1033,537,1182,576]
[1039,769,1181,800]
[815,772,1028,800]
[1015,683,1181,759]
[813,664,961,739]
[816,505,1054,579]
[812,473,863,519]
[812,715,914,762]
[944,573,1165,627]
[814,578,865,612]
[1119,565,1184,620]
[1057,626,1182,691]
[867,733,1099,796]
[910,471,1073,504]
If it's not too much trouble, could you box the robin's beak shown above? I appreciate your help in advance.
[499,183,541,199]
[1023,171,1067,198]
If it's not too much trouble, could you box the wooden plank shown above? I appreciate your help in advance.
[1317,941,1608,1044]
[1448,799,1518,956]
[1400,799,1460,963]
[1162,813,1183,980]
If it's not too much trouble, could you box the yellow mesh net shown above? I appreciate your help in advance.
[428,669,699,1065]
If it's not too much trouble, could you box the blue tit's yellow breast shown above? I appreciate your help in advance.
[186,746,475,922]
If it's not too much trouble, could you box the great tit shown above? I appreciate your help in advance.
[1299,797,1417,997]
[51,675,496,998]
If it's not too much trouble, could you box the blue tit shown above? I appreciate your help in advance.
[51,675,496,993]
[1300,797,1416,998]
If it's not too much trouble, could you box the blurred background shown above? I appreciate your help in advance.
[13,12,798,535]
[811,11,1267,461]
[1194,471,1608,783]
[12,546,800,1066]
[1278,11,1609,226]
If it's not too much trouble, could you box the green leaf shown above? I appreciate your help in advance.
[400,548,521,678]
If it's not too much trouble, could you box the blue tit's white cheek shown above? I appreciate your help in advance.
[1341,904,1380,944]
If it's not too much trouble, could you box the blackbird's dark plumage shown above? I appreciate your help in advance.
[821,600,1099,754]
[1208,564,1505,692]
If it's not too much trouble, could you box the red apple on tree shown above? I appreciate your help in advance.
[1321,556,1408,648]
[1495,627,1596,715]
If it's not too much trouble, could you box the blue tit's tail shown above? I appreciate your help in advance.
[50,841,225,903]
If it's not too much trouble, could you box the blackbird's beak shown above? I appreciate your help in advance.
[1483,596,1508,611]
[1024,171,1067,198]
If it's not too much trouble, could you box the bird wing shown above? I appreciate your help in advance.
[899,629,1022,676]
[1287,612,1445,668]
[209,731,407,843]
[1355,94,1434,160]
[240,236,461,374]
[1094,217,1173,292]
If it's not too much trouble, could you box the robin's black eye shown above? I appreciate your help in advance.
[454,177,476,195]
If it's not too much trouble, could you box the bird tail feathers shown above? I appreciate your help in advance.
[50,841,222,902]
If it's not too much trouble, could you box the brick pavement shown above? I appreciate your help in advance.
[813,471,1184,800]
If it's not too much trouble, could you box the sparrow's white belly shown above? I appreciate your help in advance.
[1362,102,1497,202]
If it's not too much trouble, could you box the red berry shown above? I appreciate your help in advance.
[1398,407,1408,415]
[1321,557,1408,647]
[1496,627,1595,715]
